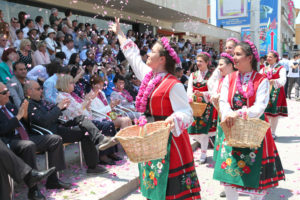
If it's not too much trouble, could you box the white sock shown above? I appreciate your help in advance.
[268,116,279,137]
[250,194,265,200]
[224,186,239,200]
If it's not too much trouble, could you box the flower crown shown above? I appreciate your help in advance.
[160,37,181,64]
[269,50,279,59]
[244,40,260,62]
[200,52,211,58]
[220,53,234,64]
[226,37,240,44]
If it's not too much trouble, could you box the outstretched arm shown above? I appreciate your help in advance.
[109,18,151,80]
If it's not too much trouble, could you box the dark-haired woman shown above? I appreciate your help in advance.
[187,52,216,164]
[259,50,288,139]
[213,41,285,200]
[210,53,236,161]
[68,53,80,66]
[109,18,201,200]
[110,74,140,120]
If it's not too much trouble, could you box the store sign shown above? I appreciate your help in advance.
[241,26,277,56]
[288,0,294,25]
[217,0,278,27]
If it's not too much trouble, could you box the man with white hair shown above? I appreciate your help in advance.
[49,8,62,26]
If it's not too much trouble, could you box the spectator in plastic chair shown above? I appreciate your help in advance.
[0,48,19,84]
[0,82,71,196]
[110,74,141,120]
[0,138,56,200]
[32,41,51,66]
[55,75,120,165]
[124,73,140,100]
[43,61,68,104]
[6,61,28,108]
[90,75,132,129]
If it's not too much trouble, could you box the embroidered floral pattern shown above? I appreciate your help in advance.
[141,159,165,189]
[219,91,260,177]
[180,171,199,190]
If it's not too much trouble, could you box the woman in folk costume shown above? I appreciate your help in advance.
[259,50,288,139]
[187,52,216,164]
[208,37,240,93]
[109,18,201,200]
[207,38,240,198]
[213,41,285,200]
[210,53,236,161]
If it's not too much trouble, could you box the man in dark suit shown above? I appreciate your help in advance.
[0,82,71,200]
[0,139,56,200]
[25,80,117,174]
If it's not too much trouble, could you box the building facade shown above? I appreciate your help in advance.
[211,0,297,57]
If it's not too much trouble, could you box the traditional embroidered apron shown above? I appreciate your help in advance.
[188,71,216,135]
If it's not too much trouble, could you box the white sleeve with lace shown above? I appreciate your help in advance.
[274,67,286,89]
[120,39,151,81]
[169,83,194,137]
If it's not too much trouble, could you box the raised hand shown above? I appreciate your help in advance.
[58,98,71,110]
[108,17,121,34]
[17,100,29,120]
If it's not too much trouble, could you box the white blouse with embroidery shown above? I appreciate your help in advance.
[120,39,193,137]
[259,64,286,89]
[219,71,270,121]
[56,92,92,121]
[90,91,112,121]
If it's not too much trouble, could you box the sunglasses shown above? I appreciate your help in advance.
[0,89,9,95]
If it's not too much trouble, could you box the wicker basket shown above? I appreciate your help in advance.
[190,102,207,117]
[115,121,170,163]
[220,118,270,148]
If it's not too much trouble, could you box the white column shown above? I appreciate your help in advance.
[250,0,260,67]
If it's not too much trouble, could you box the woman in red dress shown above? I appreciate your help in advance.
[109,18,201,200]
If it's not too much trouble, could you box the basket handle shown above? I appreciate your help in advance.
[139,126,147,137]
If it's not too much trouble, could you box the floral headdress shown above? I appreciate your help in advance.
[269,50,279,59]
[160,37,181,64]
[220,53,234,64]
[226,37,240,44]
[200,51,211,58]
[244,40,260,62]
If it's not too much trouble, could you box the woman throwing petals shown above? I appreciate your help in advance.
[109,18,200,200]
[259,50,288,139]
[213,41,285,200]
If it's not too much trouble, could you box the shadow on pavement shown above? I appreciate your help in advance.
[275,136,300,143]
[265,187,293,199]
[283,169,294,174]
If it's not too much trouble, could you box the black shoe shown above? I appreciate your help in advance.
[25,167,56,188]
[86,166,108,174]
[220,190,226,198]
[99,159,116,165]
[46,179,72,190]
[98,136,119,151]
[108,154,122,161]
[28,189,45,200]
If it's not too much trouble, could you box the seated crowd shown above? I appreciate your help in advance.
[0,7,218,200]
